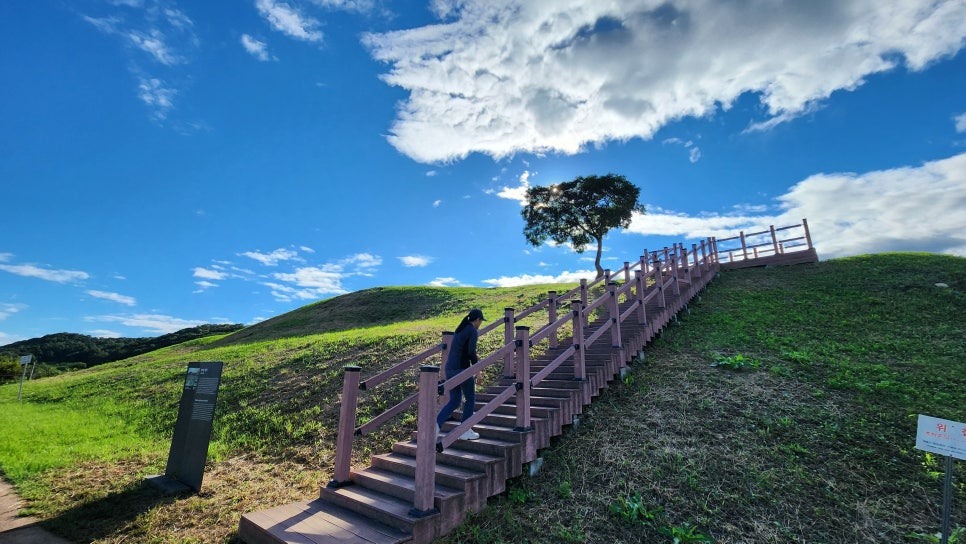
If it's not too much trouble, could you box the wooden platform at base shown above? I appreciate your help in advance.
[719,248,818,270]
[238,499,411,544]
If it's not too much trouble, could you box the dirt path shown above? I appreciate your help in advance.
[0,479,71,544]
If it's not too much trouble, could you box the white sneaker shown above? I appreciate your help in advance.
[459,429,480,440]
[434,423,440,439]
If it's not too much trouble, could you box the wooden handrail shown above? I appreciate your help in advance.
[361,343,443,390]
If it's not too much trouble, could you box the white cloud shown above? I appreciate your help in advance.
[256,0,324,43]
[193,267,229,280]
[625,152,966,259]
[137,77,177,120]
[955,112,966,133]
[239,248,301,266]
[433,199,442,207]
[491,170,534,205]
[87,313,208,334]
[311,0,373,11]
[426,170,438,176]
[128,29,182,65]
[86,290,137,306]
[264,252,383,301]
[428,277,464,287]
[0,303,27,321]
[241,33,275,61]
[482,269,595,288]
[0,253,12,262]
[399,255,432,267]
[364,1,966,163]
[0,263,90,283]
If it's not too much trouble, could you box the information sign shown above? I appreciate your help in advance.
[916,415,966,461]
[162,361,224,492]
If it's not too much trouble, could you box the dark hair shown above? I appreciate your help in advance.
[454,315,472,333]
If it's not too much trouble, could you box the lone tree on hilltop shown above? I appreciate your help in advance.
[521,173,645,279]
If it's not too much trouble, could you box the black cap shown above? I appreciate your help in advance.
[468,308,485,321]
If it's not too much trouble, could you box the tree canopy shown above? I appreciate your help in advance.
[521,173,644,279]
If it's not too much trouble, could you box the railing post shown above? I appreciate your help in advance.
[607,282,625,371]
[580,279,589,326]
[441,331,453,368]
[514,326,532,431]
[410,365,440,517]
[802,218,814,250]
[681,244,692,285]
[710,237,718,264]
[635,270,647,325]
[670,249,681,296]
[547,292,558,349]
[571,300,586,381]
[740,231,748,261]
[624,261,631,284]
[700,240,708,272]
[329,365,361,487]
[654,253,666,310]
[770,225,779,255]
[503,308,514,378]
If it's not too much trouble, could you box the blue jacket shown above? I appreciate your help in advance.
[446,324,479,370]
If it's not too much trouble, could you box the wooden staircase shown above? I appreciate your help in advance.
[238,247,716,544]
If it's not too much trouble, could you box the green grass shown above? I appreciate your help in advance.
[1,255,964,543]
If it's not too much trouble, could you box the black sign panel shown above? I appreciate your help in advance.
[164,361,223,492]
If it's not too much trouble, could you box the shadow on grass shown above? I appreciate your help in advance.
[37,479,186,542]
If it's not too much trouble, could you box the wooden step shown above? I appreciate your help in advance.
[392,440,508,497]
[238,498,411,544]
[318,483,437,542]
[370,452,486,512]
[348,467,467,534]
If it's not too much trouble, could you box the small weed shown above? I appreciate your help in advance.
[556,480,573,498]
[609,493,663,525]
[507,485,533,504]
[552,523,586,543]
[710,353,760,371]
[662,521,714,543]
[908,527,965,543]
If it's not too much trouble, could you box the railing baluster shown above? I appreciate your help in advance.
[329,365,361,487]
[802,218,814,250]
[607,282,625,372]
[571,300,585,381]
[635,270,647,326]
[580,279,589,327]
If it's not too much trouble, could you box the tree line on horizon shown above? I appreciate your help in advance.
[0,323,244,382]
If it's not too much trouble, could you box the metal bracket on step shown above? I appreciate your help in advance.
[408,507,440,519]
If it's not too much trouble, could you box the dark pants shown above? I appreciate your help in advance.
[436,362,475,428]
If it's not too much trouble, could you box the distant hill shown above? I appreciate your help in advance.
[0,324,244,367]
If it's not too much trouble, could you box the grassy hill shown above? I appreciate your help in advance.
[0,256,963,543]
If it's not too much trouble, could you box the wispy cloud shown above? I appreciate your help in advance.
[365,1,966,162]
[399,255,432,267]
[263,252,383,301]
[0,303,27,321]
[489,169,532,205]
[86,290,137,306]
[86,313,210,334]
[193,267,229,280]
[239,248,301,266]
[256,0,324,43]
[624,151,966,259]
[0,262,90,283]
[81,1,198,122]
[241,33,275,61]
[428,277,465,287]
[662,138,702,163]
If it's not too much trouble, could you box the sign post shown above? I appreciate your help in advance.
[915,415,965,544]
[148,361,223,494]
[17,355,33,402]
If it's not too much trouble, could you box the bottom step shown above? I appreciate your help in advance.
[238,498,411,544]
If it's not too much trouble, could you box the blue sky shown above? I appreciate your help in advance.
[2,0,964,344]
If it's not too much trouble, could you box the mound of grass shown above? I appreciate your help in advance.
[436,253,965,544]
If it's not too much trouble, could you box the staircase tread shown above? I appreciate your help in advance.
[353,467,463,499]
[376,452,485,479]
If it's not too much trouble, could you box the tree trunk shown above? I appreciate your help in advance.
[594,237,604,279]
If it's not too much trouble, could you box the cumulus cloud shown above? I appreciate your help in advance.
[241,33,275,61]
[265,252,383,301]
[955,112,966,133]
[256,0,324,42]
[428,277,465,287]
[0,262,90,283]
[86,290,137,306]
[482,269,595,288]
[489,170,533,205]
[624,152,966,259]
[399,255,432,267]
[364,0,966,163]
